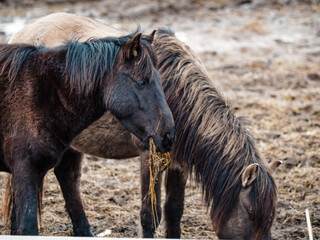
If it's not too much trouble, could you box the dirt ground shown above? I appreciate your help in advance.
[0,0,319,239]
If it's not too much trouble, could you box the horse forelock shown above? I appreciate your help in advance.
[133,38,157,83]
[154,30,277,238]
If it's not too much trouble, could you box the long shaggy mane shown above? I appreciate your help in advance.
[154,28,277,239]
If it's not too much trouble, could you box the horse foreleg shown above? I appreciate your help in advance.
[11,164,39,235]
[164,162,188,238]
[54,148,93,236]
[140,150,163,238]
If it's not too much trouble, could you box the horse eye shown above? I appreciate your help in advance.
[137,79,147,86]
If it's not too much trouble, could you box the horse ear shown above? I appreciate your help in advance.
[268,160,283,173]
[241,163,259,187]
[121,32,142,60]
[144,30,156,44]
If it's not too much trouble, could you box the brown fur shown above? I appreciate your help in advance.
[0,29,174,235]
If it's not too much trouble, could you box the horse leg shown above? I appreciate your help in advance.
[164,162,188,238]
[11,163,39,235]
[54,148,93,236]
[140,150,163,238]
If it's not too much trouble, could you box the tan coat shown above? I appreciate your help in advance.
[9,12,124,46]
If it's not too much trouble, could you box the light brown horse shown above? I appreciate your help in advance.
[7,12,280,239]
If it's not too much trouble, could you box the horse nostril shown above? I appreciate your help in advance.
[163,131,174,151]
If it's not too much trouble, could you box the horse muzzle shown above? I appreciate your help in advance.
[160,129,175,152]
[142,128,175,153]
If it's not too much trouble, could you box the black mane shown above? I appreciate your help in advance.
[0,44,38,84]
[0,31,141,95]
[65,31,138,95]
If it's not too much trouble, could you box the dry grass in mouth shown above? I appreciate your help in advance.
[148,138,171,227]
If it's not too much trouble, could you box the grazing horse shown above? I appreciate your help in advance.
[7,13,280,240]
[0,29,175,235]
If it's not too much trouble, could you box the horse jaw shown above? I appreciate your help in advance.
[216,186,254,240]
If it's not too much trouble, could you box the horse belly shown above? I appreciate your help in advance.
[71,112,140,159]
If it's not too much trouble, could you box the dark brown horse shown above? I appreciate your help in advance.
[0,29,175,235]
[7,13,280,240]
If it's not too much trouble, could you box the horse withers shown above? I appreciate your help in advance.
[8,12,280,240]
[0,30,174,235]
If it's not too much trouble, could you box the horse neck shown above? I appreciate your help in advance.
[36,48,107,140]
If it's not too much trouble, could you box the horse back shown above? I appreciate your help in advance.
[9,12,124,46]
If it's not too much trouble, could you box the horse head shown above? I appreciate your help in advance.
[216,160,282,240]
[107,31,175,153]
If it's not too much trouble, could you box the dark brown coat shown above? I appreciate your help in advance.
[0,30,174,235]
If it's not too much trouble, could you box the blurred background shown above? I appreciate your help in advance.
[0,0,319,239]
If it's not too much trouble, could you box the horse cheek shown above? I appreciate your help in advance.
[109,83,137,118]
[217,188,254,240]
